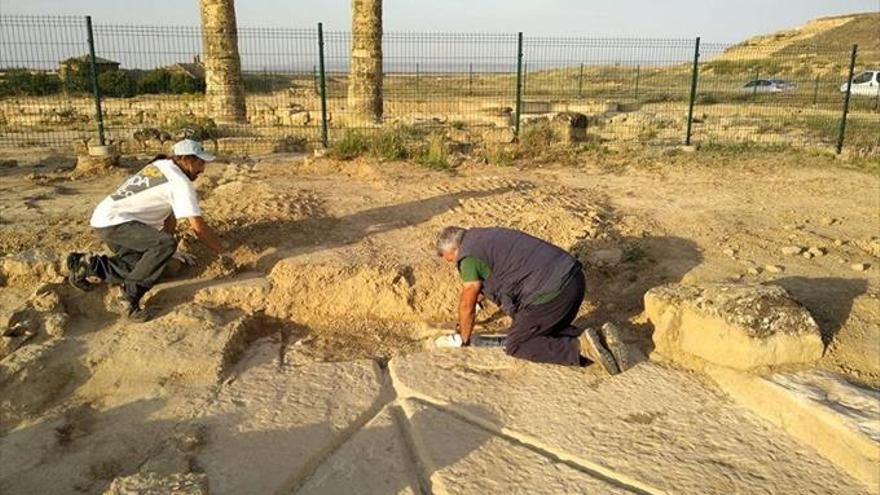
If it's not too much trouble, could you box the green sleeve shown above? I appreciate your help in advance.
[459,256,491,282]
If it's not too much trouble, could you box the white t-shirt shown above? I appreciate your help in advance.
[90,159,202,230]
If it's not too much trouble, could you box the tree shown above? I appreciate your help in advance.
[0,69,61,96]
[137,69,171,94]
[60,58,92,94]
[169,73,206,94]
[348,0,383,124]
[199,0,247,123]
[98,69,136,98]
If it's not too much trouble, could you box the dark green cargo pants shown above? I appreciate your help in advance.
[88,221,177,304]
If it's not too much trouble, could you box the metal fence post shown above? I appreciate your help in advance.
[85,16,106,146]
[634,64,640,100]
[514,32,524,139]
[577,62,584,98]
[317,22,329,148]
[685,36,700,146]
[468,63,474,96]
[836,44,857,154]
[812,75,820,106]
[415,62,420,98]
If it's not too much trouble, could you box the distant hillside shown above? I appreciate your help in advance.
[713,12,879,72]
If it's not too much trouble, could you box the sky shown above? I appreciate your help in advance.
[1,0,877,43]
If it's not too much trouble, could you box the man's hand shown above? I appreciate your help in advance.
[188,216,225,255]
[172,250,197,266]
[458,281,482,346]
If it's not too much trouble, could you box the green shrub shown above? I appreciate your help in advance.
[328,130,370,160]
[484,143,518,167]
[164,114,218,142]
[0,69,61,96]
[518,121,558,155]
[169,73,205,94]
[414,132,449,170]
[61,59,92,93]
[98,70,136,97]
[137,69,171,94]
[450,120,466,130]
[369,126,413,161]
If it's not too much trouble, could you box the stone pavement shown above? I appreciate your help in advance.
[3,333,875,495]
[191,345,873,494]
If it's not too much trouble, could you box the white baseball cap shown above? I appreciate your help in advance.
[172,139,216,162]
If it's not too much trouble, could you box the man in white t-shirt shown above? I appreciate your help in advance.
[67,139,231,322]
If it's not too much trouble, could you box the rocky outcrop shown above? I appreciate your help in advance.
[0,249,63,287]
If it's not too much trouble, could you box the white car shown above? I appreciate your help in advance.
[839,70,880,96]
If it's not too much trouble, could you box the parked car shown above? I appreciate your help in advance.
[839,70,880,96]
[742,79,797,93]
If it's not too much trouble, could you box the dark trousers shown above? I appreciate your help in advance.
[88,221,177,303]
[503,270,585,366]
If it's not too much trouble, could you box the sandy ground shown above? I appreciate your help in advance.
[0,147,878,493]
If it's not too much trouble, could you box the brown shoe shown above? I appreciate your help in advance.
[579,327,620,375]
[600,322,646,372]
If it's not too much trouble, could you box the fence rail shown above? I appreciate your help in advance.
[0,15,878,155]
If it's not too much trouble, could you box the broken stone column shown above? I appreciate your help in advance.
[644,283,824,371]
[200,0,247,124]
[552,111,588,142]
[347,0,383,124]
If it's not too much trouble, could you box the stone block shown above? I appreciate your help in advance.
[645,283,824,371]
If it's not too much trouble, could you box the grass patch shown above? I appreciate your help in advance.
[699,141,796,154]
[413,132,450,170]
[518,121,558,156]
[163,114,219,142]
[370,126,414,161]
[328,129,370,160]
[328,125,450,169]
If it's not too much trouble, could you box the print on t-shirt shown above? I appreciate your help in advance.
[110,164,168,201]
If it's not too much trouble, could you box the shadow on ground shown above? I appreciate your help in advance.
[768,276,869,346]
[148,186,514,318]
[0,372,498,495]
[572,235,703,357]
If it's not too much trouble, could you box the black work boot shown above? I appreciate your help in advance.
[66,252,93,291]
[122,282,152,323]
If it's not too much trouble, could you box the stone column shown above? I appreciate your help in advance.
[347,0,383,124]
[200,0,247,124]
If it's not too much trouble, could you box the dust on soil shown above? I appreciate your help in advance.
[0,145,878,492]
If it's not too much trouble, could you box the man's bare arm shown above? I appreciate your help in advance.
[458,281,482,346]
[187,216,225,255]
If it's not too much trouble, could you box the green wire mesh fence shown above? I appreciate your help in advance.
[0,15,877,155]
